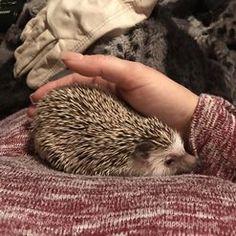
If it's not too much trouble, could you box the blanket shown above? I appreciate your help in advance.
[0,109,235,235]
[0,0,235,120]
[0,0,46,120]
[87,0,236,103]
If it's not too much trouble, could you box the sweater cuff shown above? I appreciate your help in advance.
[188,94,236,180]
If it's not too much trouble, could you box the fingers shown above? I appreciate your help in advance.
[28,72,115,117]
[27,105,36,118]
[61,52,157,90]
[28,73,96,118]
[30,73,100,103]
[28,74,81,118]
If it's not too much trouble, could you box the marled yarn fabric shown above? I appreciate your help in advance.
[0,94,235,235]
[189,94,236,181]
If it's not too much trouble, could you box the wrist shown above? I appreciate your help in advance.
[180,93,199,140]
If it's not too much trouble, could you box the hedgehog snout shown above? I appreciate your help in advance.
[164,152,199,173]
[146,150,198,176]
[164,153,195,166]
[147,132,200,176]
[163,136,199,175]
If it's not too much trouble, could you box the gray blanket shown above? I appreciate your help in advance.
[86,0,236,103]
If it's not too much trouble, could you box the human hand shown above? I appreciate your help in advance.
[28,52,199,138]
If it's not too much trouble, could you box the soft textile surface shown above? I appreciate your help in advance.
[14,0,158,89]
[0,110,235,235]
[189,94,236,181]
[87,0,236,104]
[0,0,47,66]
[1,0,236,120]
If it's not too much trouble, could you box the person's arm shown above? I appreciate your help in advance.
[189,94,236,181]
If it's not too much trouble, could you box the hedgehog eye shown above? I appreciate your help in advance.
[133,141,155,160]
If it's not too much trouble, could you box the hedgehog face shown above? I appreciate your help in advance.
[132,132,199,176]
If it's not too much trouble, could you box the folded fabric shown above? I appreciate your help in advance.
[14,0,158,89]
[1,154,235,235]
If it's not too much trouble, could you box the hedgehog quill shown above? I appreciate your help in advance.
[31,85,199,176]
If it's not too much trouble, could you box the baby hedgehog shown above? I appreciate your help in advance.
[31,85,198,176]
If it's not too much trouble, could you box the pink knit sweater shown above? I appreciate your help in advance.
[0,94,235,235]
[189,94,236,181]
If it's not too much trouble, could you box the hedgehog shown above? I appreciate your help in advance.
[31,85,199,176]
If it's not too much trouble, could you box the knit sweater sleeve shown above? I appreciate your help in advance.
[189,94,236,181]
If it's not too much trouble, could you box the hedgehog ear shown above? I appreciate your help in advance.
[133,141,155,160]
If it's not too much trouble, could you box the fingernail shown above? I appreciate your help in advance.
[61,52,84,61]
[30,94,36,105]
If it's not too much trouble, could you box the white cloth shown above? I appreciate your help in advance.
[14,0,158,89]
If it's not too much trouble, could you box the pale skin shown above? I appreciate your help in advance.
[28,52,199,139]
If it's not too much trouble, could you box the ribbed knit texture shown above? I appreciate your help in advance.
[0,95,235,235]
